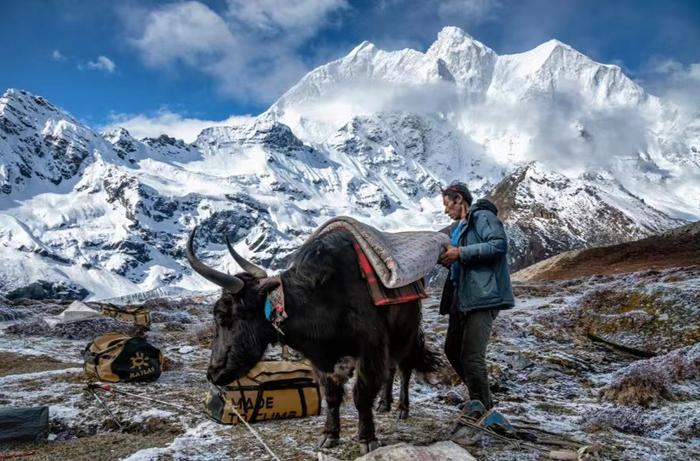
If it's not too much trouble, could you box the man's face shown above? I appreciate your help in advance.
[443,195,468,220]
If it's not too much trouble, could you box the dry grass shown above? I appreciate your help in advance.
[600,345,700,406]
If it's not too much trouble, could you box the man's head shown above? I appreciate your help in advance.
[441,182,472,221]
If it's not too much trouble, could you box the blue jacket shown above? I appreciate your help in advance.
[439,199,515,314]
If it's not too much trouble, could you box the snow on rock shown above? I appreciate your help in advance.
[488,162,684,269]
[1,26,700,298]
[426,26,497,97]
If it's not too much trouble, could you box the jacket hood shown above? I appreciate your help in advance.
[470,198,498,215]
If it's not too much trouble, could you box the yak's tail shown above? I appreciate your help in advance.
[411,329,442,374]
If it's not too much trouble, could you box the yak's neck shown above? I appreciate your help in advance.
[275,271,328,344]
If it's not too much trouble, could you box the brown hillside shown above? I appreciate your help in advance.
[513,221,700,282]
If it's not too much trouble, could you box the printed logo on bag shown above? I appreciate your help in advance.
[129,352,155,379]
[228,394,298,422]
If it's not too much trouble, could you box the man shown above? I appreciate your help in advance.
[438,181,514,419]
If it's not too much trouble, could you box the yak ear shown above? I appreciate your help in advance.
[257,278,281,296]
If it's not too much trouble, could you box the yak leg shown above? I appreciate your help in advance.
[375,364,396,413]
[354,347,386,453]
[317,371,345,449]
[397,363,412,420]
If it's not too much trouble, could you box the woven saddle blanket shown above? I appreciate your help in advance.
[307,216,450,289]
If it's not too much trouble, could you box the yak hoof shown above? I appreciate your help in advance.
[360,439,380,454]
[375,400,391,413]
[398,408,409,420]
[318,434,340,449]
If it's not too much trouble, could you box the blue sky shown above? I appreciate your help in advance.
[2,0,699,141]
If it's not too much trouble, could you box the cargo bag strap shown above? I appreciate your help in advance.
[249,386,267,423]
[296,387,307,417]
[233,381,265,424]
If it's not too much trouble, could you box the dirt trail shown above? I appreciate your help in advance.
[0,352,81,378]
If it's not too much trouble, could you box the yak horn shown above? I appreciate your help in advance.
[225,235,268,279]
[186,227,244,293]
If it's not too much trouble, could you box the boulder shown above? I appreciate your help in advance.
[318,441,476,461]
[577,288,700,356]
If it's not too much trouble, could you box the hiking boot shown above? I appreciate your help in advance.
[479,409,516,438]
[460,399,487,421]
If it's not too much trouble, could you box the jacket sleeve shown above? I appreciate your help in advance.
[458,211,508,263]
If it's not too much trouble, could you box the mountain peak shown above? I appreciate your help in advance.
[427,26,496,92]
[536,38,582,60]
[348,40,377,58]
[541,38,572,51]
[505,38,582,71]
[103,126,135,141]
[429,26,492,53]
[435,26,476,44]
[1,88,63,118]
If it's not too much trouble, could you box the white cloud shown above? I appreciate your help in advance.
[51,49,66,61]
[435,0,502,23]
[122,0,347,103]
[227,0,346,39]
[132,2,235,68]
[102,110,255,143]
[641,57,700,116]
[86,55,117,73]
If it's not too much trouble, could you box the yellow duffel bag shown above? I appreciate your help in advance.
[83,332,164,383]
[99,304,151,328]
[205,360,321,425]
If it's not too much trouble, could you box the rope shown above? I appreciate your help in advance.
[88,382,282,461]
[455,416,526,450]
[214,384,282,461]
[454,416,582,455]
[87,387,123,430]
[89,383,192,412]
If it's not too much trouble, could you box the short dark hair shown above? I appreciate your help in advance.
[441,181,473,206]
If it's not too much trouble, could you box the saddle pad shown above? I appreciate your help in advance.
[307,216,449,288]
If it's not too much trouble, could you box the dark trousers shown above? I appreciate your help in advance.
[444,307,499,410]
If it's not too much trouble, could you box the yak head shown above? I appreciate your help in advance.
[186,227,279,386]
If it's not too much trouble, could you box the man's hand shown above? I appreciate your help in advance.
[439,245,460,267]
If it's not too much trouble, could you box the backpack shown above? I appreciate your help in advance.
[83,332,164,383]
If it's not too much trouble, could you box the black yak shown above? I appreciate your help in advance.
[186,228,439,452]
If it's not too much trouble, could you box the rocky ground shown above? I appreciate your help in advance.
[1,265,699,460]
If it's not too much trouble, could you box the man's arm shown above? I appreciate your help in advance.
[458,211,508,263]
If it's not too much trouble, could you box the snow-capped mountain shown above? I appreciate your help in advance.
[1,27,698,299]
[488,163,683,269]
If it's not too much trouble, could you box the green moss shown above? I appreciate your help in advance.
[579,289,700,354]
